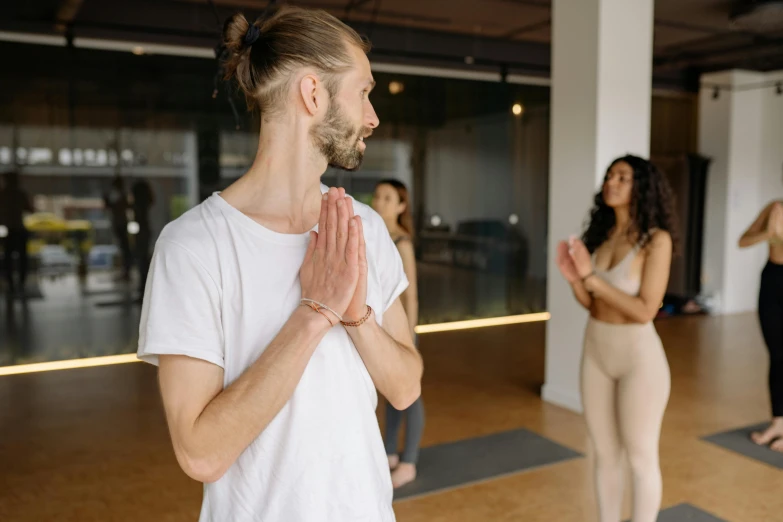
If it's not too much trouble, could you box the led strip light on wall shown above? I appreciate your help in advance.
[0,354,140,376]
[0,313,550,375]
[414,312,550,334]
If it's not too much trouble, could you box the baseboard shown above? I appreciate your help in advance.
[541,384,583,414]
[717,306,757,316]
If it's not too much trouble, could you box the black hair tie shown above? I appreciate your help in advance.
[243,24,261,47]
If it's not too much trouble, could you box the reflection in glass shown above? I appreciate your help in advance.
[219,73,551,325]
[0,125,197,367]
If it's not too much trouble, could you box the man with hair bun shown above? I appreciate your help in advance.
[137,5,422,521]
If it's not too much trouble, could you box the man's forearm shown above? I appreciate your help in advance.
[174,307,330,482]
[402,291,419,334]
[346,313,422,410]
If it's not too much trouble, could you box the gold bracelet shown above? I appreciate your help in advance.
[300,298,343,322]
[341,305,373,327]
[301,302,335,327]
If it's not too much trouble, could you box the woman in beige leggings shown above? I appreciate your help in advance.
[556,155,678,522]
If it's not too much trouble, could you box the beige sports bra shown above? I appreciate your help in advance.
[593,244,642,296]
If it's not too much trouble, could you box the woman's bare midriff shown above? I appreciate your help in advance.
[590,300,640,325]
[769,243,783,265]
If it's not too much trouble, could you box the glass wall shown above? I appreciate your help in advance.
[0,124,196,366]
[218,73,552,325]
[0,42,698,366]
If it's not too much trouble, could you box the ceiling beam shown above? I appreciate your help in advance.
[654,34,783,68]
[497,0,551,8]
[654,19,731,36]
[500,18,550,40]
[653,18,771,56]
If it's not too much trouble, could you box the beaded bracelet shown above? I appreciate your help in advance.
[341,305,373,327]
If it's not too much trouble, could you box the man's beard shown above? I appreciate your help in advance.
[310,99,369,172]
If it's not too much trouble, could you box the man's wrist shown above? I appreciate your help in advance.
[342,306,374,329]
[295,305,334,335]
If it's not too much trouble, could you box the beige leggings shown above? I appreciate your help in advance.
[581,318,671,522]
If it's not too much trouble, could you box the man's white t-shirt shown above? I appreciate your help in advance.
[137,185,407,522]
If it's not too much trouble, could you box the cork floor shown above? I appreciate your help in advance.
[0,313,779,521]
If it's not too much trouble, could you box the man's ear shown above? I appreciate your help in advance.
[300,74,321,116]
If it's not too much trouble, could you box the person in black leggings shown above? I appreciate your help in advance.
[739,200,783,452]
[372,179,424,488]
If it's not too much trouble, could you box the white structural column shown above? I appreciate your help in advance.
[543,0,654,412]
[699,70,783,315]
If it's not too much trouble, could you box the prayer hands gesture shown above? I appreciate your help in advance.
[300,187,368,324]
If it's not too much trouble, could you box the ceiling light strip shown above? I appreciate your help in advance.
[506,74,551,86]
[371,62,502,82]
[72,37,215,58]
[372,62,551,86]
[0,31,67,47]
[0,31,551,87]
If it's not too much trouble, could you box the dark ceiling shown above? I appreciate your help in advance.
[3,0,783,90]
[0,36,553,132]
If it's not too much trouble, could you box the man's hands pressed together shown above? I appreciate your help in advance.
[299,187,369,325]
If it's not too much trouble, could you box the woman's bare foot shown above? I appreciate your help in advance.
[391,462,417,488]
[751,417,783,446]
[387,454,399,470]
[770,438,783,453]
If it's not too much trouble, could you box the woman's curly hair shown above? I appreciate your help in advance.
[582,155,679,254]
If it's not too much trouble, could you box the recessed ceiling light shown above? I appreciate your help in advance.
[388,81,405,95]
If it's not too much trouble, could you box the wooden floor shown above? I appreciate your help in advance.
[0,313,779,521]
